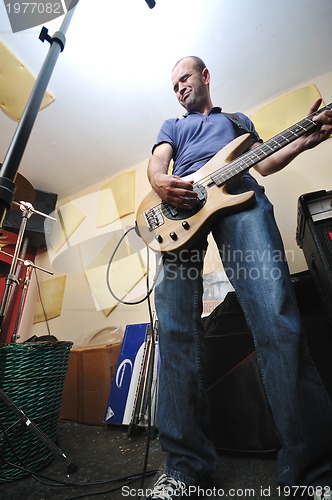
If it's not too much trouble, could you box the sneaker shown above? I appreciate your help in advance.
[314,489,331,500]
[311,473,332,500]
[144,473,190,499]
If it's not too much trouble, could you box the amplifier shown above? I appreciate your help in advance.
[296,190,332,322]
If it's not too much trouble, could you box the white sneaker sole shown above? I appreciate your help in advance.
[314,490,332,500]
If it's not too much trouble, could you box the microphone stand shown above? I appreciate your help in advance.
[0,201,75,473]
[0,0,79,226]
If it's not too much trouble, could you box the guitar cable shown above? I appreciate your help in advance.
[105,224,162,491]
[105,225,163,306]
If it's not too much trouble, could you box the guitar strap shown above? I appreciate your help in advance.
[222,111,256,138]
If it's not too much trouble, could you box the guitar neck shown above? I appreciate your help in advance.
[211,103,332,186]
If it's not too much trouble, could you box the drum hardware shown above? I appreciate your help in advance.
[0,261,11,278]
[0,247,54,343]
[0,201,56,344]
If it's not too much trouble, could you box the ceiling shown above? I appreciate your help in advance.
[0,0,331,202]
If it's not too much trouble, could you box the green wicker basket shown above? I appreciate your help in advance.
[0,341,72,482]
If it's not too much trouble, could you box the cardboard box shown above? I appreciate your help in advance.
[60,342,121,426]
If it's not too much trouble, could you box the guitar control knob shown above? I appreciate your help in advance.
[182,221,190,230]
[155,234,163,243]
[169,232,178,241]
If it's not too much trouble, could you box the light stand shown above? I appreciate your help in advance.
[0,0,79,226]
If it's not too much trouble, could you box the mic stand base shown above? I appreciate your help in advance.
[0,388,77,475]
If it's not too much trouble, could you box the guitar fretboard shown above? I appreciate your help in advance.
[210,104,332,186]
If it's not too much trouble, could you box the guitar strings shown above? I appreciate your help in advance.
[148,107,328,217]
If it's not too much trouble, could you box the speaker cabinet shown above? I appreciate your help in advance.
[2,189,58,249]
[204,292,279,456]
[296,190,332,323]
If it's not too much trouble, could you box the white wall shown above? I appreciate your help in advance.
[18,71,332,344]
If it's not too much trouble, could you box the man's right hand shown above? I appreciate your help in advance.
[152,173,198,209]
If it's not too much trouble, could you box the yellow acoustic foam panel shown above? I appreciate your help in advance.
[49,201,86,253]
[85,252,146,316]
[0,40,55,121]
[89,231,133,263]
[249,85,323,142]
[97,171,136,228]
[33,275,67,324]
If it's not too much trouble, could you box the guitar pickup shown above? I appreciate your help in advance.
[194,183,206,202]
[168,206,178,217]
[197,190,205,202]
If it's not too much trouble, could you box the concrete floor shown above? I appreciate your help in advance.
[0,420,280,500]
[0,422,164,499]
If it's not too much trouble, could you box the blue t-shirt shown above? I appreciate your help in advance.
[153,107,261,177]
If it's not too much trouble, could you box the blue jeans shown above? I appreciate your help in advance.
[155,175,332,487]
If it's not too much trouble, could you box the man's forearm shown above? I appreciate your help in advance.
[254,140,303,176]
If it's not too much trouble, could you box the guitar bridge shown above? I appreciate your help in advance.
[143,207,164,231]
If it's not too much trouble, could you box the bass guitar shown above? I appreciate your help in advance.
[136,103,331,253]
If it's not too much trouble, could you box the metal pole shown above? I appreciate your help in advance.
[0,1,79,225]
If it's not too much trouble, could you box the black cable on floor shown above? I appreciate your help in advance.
[2,458,157,491]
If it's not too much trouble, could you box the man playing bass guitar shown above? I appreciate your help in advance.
[143,56,332,500]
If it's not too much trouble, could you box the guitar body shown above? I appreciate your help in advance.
[136,101,331,253]
[136,134,255,253]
